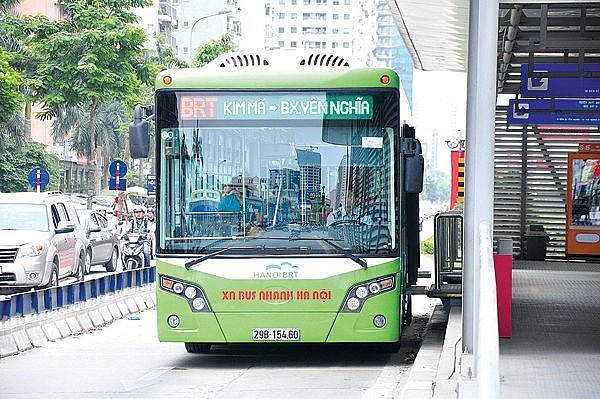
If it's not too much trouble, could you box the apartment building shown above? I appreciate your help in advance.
[266,0,377,66]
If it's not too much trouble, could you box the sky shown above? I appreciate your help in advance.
[412,69,468,171]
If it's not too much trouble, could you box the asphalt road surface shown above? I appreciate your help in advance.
[0,292,438,399]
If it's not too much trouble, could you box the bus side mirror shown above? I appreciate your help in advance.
[402,136,424,194]
[404,154,424,193]
[129,120,150,159]
[129,104,152,159]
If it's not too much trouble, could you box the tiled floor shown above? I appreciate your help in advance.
[498,263,600,399]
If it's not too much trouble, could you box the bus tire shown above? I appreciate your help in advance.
[185,342,211,353]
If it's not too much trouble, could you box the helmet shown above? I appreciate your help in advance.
[132,205,145,214]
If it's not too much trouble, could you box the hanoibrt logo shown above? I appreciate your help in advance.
[253,262,300,279]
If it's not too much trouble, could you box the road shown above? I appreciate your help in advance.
[0,292,438,399]
[0,216,442,398]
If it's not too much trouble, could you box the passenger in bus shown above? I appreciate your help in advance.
[327,190,372,226]
[217,184,242,212]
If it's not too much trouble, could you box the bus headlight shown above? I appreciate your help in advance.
[173,282,184,294]
[160,275,212,313]
[340,275,396,312]
[356,286,369,299]
[347,297,361,311]
[184,286,197,299]
[192,297,206,311]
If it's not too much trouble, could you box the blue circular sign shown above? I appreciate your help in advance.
[109,160,128,177]
[28,167,50,189]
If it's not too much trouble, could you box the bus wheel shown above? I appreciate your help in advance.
[185,342,211,353]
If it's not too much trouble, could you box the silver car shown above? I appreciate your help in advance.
[0,191,86,294]
[77,209,120,273]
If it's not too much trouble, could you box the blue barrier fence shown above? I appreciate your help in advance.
[1,266,155,320]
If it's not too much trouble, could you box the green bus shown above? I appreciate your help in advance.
[129,52,424,353]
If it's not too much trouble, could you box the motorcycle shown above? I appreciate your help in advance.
[121,232,149,270]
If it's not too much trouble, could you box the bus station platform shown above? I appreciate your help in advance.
[403,258,600,398]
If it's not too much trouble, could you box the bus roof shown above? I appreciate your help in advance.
[156,51,399,90]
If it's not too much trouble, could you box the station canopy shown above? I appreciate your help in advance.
[386,0,600,94]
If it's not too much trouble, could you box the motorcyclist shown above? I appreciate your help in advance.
[125,205,154,267]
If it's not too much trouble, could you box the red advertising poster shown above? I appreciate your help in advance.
[450,150,465,210]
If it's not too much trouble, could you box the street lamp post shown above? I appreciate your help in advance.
[188,9,232,66]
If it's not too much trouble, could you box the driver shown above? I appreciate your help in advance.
[326,190,372,226]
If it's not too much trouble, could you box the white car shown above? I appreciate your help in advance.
[77,209,120,274]
[0,191,86,294]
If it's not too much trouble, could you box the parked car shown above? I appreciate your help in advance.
[76,209,120,273]
[0,191,86,294]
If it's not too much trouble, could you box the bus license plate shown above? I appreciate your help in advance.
[252,328,300,341]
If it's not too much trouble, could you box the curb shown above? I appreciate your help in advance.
[0,284,155,358]
[399,304,450,398]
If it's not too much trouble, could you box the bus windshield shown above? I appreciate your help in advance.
[156,90,399,257]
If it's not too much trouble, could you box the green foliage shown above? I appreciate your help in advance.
[0,141,60,192]
[420,235,435,255]
[423,168,450,203]
[151,35,187,71]
[52,101,127,159]
[193,34,234,67]
[23,0,152,119]
[0,48,22,124]
[0,0,21,13]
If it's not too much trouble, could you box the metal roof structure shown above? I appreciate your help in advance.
[497,2,600,94]
[386,1,600,95]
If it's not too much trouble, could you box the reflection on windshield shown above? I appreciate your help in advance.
[159,125,396,256]
[0,204,49,231]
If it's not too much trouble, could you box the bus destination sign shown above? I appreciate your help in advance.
[179,93,373,120]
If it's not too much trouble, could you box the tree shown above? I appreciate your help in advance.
[193,34,234,67]
[22,0,152,194]
[0,48,22,128]
[151,35,187,70]
[423,168,450,203]
[52,101,128,191]
[0,1,27,144]
[0,140,60,192]
[0,0,20,12]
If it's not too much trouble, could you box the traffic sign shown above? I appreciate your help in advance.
[520,64,600,98]
[27,167,50,190]
[109,178,127,191]
[147,174,156,195]
[109,160,128,177]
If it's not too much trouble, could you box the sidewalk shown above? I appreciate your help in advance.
[403,259,600,398]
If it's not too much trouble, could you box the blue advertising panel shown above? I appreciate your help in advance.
[508,99,600,126]
[146,174,156,195]
[520,64,600,98]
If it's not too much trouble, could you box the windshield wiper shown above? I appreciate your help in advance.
[185,247,233,269]
[321,239,367,269]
